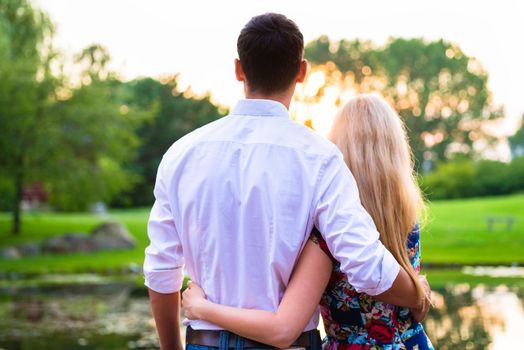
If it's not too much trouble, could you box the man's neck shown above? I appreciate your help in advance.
[244,89,294,110]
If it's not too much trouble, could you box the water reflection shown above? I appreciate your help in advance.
[425,284,524,350]
[425,284,491,349]
[0,277,522,349]
[0,282,161,349]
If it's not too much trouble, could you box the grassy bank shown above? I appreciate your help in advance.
[425,268,524,288]
[0,194,523,275]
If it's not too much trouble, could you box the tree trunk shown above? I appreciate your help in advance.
[12,164,23,235]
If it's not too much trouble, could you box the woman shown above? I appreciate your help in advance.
[182,94,434,350]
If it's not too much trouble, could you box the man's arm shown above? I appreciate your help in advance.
[313,150,426,309]
[144,159,185,349]
[149,290,183,350]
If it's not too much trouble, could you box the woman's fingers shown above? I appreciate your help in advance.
[181,281,207,320]
[418,275,432,304]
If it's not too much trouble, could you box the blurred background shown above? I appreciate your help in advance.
[0,0,523,349]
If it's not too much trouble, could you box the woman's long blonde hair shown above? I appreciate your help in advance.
[328,93,427,302]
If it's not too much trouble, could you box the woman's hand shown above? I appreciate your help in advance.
[182,281,210,320]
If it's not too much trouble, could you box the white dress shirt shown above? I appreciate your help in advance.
[144,99,400,331]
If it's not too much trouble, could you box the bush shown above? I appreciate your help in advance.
[421,160,478,199]
[421,157,524,200]
[507,157,524,193]
[475,160,511,196]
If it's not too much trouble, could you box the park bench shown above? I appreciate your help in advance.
[485,216,515,231]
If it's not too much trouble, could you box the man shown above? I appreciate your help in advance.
[144,13,429,350]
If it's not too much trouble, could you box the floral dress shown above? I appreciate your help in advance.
[311,224,434,350]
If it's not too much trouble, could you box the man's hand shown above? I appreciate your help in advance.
[410,276,431,322]
[182,281,210,320]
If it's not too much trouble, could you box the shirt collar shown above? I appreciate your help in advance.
[230,99,289,118]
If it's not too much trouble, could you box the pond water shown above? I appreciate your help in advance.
[0,272,522,350]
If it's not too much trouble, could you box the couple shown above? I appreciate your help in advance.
[144,13,434,350]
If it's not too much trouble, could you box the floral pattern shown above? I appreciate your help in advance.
[311,224,434,350]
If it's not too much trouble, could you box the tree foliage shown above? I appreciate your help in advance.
[43,45,145,211]
[303,36,502,169]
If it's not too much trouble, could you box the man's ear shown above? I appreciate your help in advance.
[296,59,308,83]
[235,59,245,82]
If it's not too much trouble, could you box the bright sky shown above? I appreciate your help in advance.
[36,0,524,141]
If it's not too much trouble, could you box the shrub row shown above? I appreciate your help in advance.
[421,157,524,200]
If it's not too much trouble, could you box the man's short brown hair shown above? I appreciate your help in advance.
[237,13,304,94]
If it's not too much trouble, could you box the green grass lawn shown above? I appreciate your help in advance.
[422,193,524,264]
[0,194,523,274]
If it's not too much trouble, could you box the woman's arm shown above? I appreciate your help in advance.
[182,240,332,348]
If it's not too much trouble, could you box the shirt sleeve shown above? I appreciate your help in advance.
[313,150,400,296]
[143,159,185,294]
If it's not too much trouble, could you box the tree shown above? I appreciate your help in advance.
[509,114,524,159]
[302,36,502,169]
